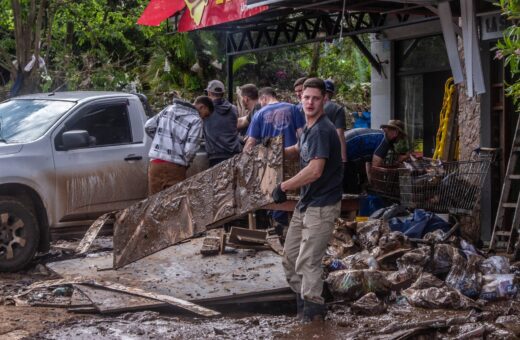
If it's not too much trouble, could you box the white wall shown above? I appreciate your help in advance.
[370,34,392,129]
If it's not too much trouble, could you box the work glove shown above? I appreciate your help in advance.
[271,184,287,204]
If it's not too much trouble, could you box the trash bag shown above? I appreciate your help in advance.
[325,269,393,300]
[351,292,387,315]
[445,252,483,298]
[396,246,431,272]
[409,272,445,290]
[359,194,386,217]
[342,251,379,270]
[386,268,421,290]
[479,274,519,301]
[431,244,457,275]
[480,256,510,275]
[388,209,451,239]
[378,231,410,253]
[402,286,479,310]
[370,204,409,221]
[356,219,390,251]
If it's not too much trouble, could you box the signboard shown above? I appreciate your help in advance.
[478,11,513,41]
[138,0,268,31]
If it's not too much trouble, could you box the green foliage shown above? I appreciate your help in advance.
[496,0,520,109]
[232,55,257,75]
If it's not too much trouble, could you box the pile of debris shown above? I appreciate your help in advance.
[324,217,519,313]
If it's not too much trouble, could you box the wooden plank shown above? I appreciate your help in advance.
[113,137,283,268]
[69,287,94,308]
[76,212,114,254]
[229,227,267,244]
[75,284,165,313]
[20,277,219,317]
[84,280,220,317]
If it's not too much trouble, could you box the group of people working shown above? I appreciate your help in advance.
[144,77,407,323]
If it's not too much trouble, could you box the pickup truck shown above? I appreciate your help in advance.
[0,91,157,271]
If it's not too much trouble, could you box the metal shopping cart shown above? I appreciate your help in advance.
[398,149,496,215]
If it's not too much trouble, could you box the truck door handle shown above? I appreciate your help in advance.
[124,155,142,161]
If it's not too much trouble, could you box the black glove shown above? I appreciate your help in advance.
[272,184,287,203]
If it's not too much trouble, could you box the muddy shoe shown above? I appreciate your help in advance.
[302,300,327,323]
[296,294,304,319]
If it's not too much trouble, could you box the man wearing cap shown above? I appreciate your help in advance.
[272,78,342,322]
[324,79,347,163]
[344,120,407,193]
[204,80,242,166]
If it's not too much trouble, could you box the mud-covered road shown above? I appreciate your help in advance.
[1,237,520,339]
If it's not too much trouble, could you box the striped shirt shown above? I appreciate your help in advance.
[145,100,203,167]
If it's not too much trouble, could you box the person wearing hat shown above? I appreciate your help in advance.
[343,120,407,194]
[203,80,242,167]
[324,79,347,164]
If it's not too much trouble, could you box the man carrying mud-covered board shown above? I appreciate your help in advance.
[271,78,343,322]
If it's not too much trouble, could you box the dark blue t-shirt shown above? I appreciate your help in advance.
[247,102,305,147]
[296,115,343,212]
[345,128,393,162]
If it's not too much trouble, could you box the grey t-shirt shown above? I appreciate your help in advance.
[324,101,346,130]
[296,115,343,212]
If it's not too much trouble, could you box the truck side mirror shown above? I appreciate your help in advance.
[62,130,91,150]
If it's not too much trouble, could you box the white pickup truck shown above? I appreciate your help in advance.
[0,91,157,271]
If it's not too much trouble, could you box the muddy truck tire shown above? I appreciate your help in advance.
[0,197,39,272]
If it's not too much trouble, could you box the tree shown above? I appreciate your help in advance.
[495,0,520,109]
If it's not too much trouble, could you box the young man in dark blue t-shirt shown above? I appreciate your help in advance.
[243,87,305,152]
[271,78,342,322]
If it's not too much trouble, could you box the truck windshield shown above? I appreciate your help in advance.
[0,99,75,143]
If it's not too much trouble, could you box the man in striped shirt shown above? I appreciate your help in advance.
[145,96,213,196]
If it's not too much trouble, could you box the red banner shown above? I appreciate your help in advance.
[178,0,267,32]
[137,0,186,26]
[137,0,267,30]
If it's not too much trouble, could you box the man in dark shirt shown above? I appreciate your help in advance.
[324,80,347,163]
[271,78,342,322]
[344,120,406,193]
[203,80,242,167]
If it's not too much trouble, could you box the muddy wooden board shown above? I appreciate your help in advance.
[47,236,290,305]
[112,137,283,268]
[75,284,166,313]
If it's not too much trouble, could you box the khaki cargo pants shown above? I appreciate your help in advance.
[282,201,341,304]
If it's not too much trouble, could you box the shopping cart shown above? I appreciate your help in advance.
[398,149,495,215]
[369,166,401,200]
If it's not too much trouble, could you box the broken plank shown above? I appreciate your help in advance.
[19,277,218,317]
[229,227,267,244]
[76,212,115,254]
[85,280,220,317]
[266,236,284,256]
[70,287,94,308]
[75,284,165,313]
[113,137,283,268]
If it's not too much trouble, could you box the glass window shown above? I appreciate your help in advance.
[0,99,75,144]
[67,104,132,147]
[397,35,450,74]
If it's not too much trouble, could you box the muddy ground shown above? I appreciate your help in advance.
[1,237,520,339]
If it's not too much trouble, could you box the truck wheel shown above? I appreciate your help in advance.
[0,197,39,272]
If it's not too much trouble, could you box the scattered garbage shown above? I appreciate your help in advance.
[350,292,387,315]
[480,256,510,275]
[325,213,520,311]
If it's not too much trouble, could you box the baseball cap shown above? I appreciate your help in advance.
[206,80,225,94]
[324,79,335,93]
